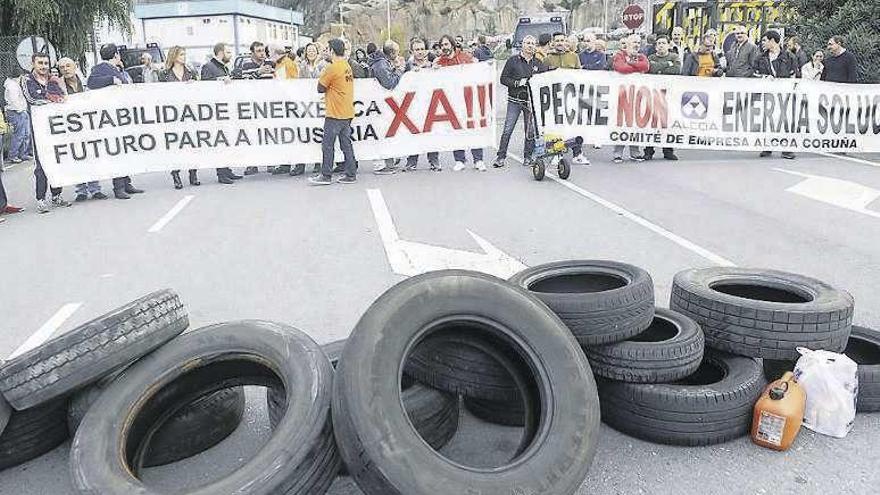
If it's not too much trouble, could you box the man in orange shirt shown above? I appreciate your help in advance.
[310,38,357,185]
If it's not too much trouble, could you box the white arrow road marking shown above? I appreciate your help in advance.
[775,168,880,219]
[8,302,83,360]
[366,189,527,278]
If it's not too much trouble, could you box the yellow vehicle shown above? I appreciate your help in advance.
[652,0,788,51]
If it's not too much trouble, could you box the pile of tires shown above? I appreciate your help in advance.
[1,266,875,493]
[448,262,873,447]
[502,261,767,446]
[0,270,606,495]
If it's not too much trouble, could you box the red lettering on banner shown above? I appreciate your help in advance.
[617,85,668,129]
[464,87,475,129]
[477,85,488,127]
[385,92,420,137]
[423,89,462,132]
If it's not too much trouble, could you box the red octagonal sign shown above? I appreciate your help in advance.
[622,4,646,30]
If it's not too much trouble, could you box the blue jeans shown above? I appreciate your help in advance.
[321,118,357,178]
[407,152,439,168]
[76,181,102,195]
[453,148,484,163]
[496,101,535,161]
[5,110,32,160]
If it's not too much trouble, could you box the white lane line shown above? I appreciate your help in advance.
[148,195,194,233]
[508,154,736,267]
[8,302,83,359]
[815,152,880,169]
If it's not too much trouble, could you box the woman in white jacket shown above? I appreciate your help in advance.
[801,50,825,80]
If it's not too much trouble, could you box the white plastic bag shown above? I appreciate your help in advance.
[793,347,858,438]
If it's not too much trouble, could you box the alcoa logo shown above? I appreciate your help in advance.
[681,92,709,120]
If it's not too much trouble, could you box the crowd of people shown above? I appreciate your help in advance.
[0,25,864,220]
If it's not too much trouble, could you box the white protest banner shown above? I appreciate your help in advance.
[530,69,880,153]
[32,62,496,186]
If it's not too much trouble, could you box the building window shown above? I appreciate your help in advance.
[202,18,211,24]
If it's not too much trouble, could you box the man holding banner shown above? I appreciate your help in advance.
[87,44,145,200]
[756,31,797,160]
[435,34,486,172]
[310,38,357,186]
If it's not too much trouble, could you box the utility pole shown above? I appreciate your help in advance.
[386,0,392,41]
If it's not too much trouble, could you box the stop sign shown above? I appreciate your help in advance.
[622,4,646,30]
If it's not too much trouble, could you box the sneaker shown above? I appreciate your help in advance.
[663,152,679,161]
[75,194,88,202]
[3,205,24,214]
[474,160,487,172]
[781,152,795,160]
[22,156,33,161]
[430,163,442,172]
[572,155,590,165]
[759,151,772,158]
[337,175,357,184]
[453,161,466,172]
[593,144,602,150]
[629,155,645,163]
[92,192,109,200]
[373,164,398,175]
[0,217,4,223]
[493,158,507,168]
[51,195,72,208]
[403,164,417,172]
[308,175,333,186]
[36,199,50,214]
[9,157,22,164]
[244,166,258,175]
[613,156,624,164]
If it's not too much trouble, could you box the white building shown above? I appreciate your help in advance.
[102,0,306,66]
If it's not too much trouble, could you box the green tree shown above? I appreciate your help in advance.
[788,0,880,82]
[0,0,131,59]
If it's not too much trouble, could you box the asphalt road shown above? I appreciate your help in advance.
[1,109,879,494]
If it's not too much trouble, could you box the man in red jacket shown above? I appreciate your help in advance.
[433,34,485,172]
[611,35,648,164]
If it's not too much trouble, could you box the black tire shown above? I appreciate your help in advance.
[69,379,246,467]
[763,325,880,413]
[846,326,880,412]
[403,333,522,402]
[0,290,188,410]
[582,307,704,383]
[70,320,340,494]
[0,399,68,471]
[670,267,854,360]
[557,157,571,180]
[532,159,545,181]
[267,341,459,452]
[0,395,10,437]
[510,260,655,346]
[597,350,765,446]
[464,397,524,427]
[333,270,600,494]
[761,359,795,382]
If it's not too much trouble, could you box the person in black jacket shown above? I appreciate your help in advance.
[492,35,549,168]
[756,31,796,160]
[823,36,858,83]
[87,43,144,199]
[201,42,241,183]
